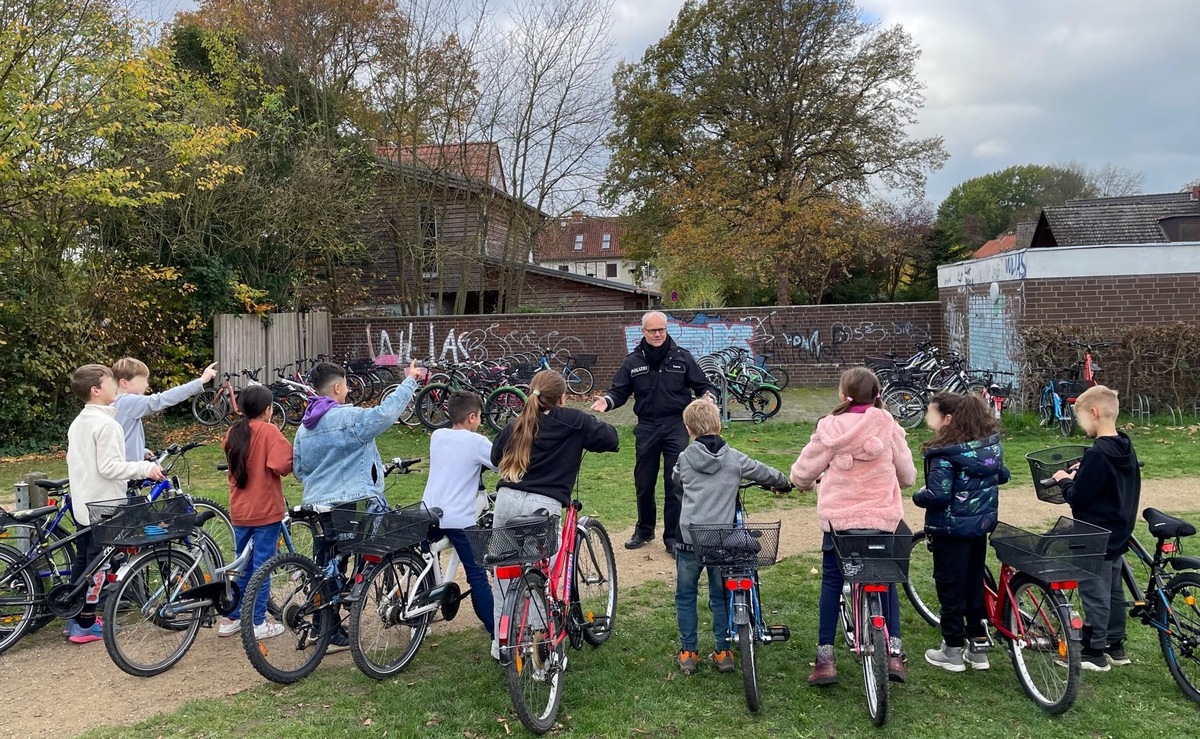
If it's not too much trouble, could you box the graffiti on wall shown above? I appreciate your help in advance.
[368,323,585,364]
[947,281,1024,375]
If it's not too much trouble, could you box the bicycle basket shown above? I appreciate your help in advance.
[989,383,1014,399]
[1025,445,1091,504]
[689,522,781,568]
[831,521,914,583]
[509,363,540,384]
[86,495,196,547]
[329,501,433,556]
[464,515,559,567]
[569,354,597,370]
[1055,379,1093,401]
[989,517,1109,583]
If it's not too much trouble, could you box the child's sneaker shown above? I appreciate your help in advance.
[678,650,699,674]
[888,636,907,684]
[808,644,838,686]
[1105,641,1130,666]
[254,621,284,640]
[924,642,966,672]
[710,650,735,673]
[965,638,991,670]
[326,627,351,653]
[1080,650,1111,672]
[67,620,103,644]
[217,617,240,637]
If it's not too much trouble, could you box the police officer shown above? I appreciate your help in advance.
[591,311,715,556]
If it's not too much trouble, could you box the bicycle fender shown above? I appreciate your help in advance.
[1168,556,1200,571]
[497,571,545,658]
[1062,601,1082,642]
[731,592,751,626]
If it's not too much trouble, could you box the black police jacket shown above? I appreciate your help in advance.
[601,339,714,426]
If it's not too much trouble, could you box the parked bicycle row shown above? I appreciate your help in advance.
[697,346,787,423]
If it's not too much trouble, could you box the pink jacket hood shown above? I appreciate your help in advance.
[790,407,917,533]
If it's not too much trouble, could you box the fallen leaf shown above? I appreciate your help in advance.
[363,718,373,726]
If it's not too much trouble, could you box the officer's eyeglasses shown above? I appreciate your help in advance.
[644,328,667,334]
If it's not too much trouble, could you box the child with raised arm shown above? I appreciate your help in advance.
[112,357,218,461]
[791,367,917,685]
[672,399,789,675]
[422,391,498,641]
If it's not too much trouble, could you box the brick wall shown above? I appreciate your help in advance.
[332,302,943,386]
[1022,274,1200,325]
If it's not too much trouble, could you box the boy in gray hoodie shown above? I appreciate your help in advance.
[671,399,789,674]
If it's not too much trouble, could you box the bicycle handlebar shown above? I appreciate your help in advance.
[739,481,793,493]
[384,458,422,476]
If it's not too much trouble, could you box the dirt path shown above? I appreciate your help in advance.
[5,478,1200,739]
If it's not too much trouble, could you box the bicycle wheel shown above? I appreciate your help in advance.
[862,591,889,726]
[191,498,234,569]
[564,367,594,395]
[348,551,433,680]
[882,385,925,430]
[749,387,782,419]
[240,552,332,684]
[738,612,761,712]
[1,522,75,582]
[1038,393,1054,427]
[103,547,204,677]
[506,572,565,735]
[574,519,617,646]
[345,373,369,406]
[1058,404,1075,437]
[415,384,452,430]
[282,392,308,426]
[0,543,40,655]
[1004,574,1078,714]
[1160,571,1200,704]
[191,389,226,426]
[271,401,287,431]
[484,387,526,434]
[284,518,317,560]
[903,531,940,628]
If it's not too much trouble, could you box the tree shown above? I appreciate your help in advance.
[605,0,946,305]
[864,197,935,302]
[1082,163,1144,198]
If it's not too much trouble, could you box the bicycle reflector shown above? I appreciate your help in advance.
[863,584,889,593]
[1070,614,1084,630]
[495,565,523,581]
[724,579,754,591]
[362,554,383,564]
[871,615,886,629]
[1049,581,1078,591]
[1163,542,1178,553]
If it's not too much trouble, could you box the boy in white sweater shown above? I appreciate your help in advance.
[66,364,164,643]
[113,357,218,461]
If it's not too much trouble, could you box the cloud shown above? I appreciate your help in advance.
[971,139,1010,159]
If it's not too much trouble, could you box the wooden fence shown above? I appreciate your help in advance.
[213,311,332,386]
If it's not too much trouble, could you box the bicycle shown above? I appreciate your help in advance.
[463,478,618,734]
[414,361,527,433]
[971,369,1015,419]
[1034,367,1088,437]
[538,348,595,396]
[192,370,286,430]
[831,523,913,726]
[688,482,790,713]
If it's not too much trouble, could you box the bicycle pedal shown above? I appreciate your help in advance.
[762,625,790,643]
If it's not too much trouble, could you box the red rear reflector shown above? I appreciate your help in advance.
[725,580,737,591]
[739,579,753,590]
[48,498,57,506]
[496,566,523,580]
[1050,581,1078,590]
[1163,542,1177,553]
[106,573,118,583]
[355,574,363,584]
[870,615,885,629]
[122,548,139,555]
[1070,616,1083,629]
[363,555,382,564]
[863,584,888,593]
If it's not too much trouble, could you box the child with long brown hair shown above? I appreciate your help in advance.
[791,366,917,685]
[914,392,1009,673]
[488,371,619,656]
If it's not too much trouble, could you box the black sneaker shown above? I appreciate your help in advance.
[665,543,677,559]
[624,534,653,550]
[1105,642,1130,666]
[1080,650,1111,672]
[327,627,351,653]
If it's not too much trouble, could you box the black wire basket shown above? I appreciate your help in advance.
[689,522,782,568]
[87,495,196,547]
[831,521,914,583]
[328,501,433,556]
[464,515,559,567]
[1025,445,1091,504]
[989,517,1109,583]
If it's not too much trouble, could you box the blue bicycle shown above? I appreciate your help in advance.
[1035,367,1091,437]
[538,348,595,395]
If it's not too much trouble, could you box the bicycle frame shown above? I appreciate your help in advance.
[982,563,1083,646]
[844,582,892,657]
[723,565,765,640]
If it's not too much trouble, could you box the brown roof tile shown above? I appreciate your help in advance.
[537,214,627,260]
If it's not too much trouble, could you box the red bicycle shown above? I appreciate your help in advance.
[465,493,618,734]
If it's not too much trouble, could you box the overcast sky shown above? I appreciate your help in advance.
[141,0,1200,204]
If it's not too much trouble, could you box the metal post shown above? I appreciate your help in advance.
[10,473,47,553]
[720,370,730,428]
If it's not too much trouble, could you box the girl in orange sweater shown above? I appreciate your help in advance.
[219,385,293,640]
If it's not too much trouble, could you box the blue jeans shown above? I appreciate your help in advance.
[440,528,495,637]
[675,548,730,652]
[233,523,282,625]
[819,533,902,646]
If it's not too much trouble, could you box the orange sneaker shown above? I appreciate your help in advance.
[710,650,735,673]
[678,650,699,674]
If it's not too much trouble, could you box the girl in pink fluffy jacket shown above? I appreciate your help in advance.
[791,367,917,687]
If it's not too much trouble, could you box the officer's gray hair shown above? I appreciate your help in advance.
[641,311,668,329]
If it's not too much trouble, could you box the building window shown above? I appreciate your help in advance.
[558,264,570,272]
[601,233,612,250]
[606,263,618,278]
[1182,222,1200,241]
[573,234,584,250]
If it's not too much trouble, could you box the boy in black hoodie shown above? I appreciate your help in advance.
[1052,385,1140,672]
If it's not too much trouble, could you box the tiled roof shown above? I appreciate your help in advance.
[1014,221,1037,249]
[480,255,658,297]
[376,142,507,193]
[1041,191,1200,246]
[537,214,627,260]
[975,232,1017,258]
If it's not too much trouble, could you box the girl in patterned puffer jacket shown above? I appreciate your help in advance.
[914,392,1010,673]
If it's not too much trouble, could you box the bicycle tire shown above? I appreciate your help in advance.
[506,571,564,735]
[191,389,226,426]
[2,522,75,583]
[574,519,617,646]
[838,586,856,649]
[863,591,889,726]
[240,552,333,684]
[269,401,287,431]
[1005,573,1078,715]
[564,367,594,395]
[103,547,205,677]
[738,611,761,712]
[282,392,308,426]
[903,531,940,628]
[749,387,782,419]
[415,384,453,430]
[765,366,789,390]
[1038,392,1054,427]
[0,543,40,655]
[484,387,527,434]
[284,518,317,560]
[191,498,234,570]
[882,384,925,430]
[1058,404,1075,438]
[348,550,434,680]
[1160,571,1200,704]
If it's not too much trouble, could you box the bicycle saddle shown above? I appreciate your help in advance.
[34,479,69,490]
[1144,508,1196,539]
[506,511,551,529]
[4,505,59,523]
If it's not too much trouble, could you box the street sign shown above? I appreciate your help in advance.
[670,290,679,303]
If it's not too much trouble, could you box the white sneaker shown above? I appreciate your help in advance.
[254,621,284,640]
[491,641,500,661]
[217,617,240,637]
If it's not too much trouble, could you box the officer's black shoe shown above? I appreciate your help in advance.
[624,534,653,550]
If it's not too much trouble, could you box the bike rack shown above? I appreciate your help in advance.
[1130,393,1151,423]
[717,371,765,428]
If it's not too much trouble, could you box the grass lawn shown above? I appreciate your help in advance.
[79,525,1200,739]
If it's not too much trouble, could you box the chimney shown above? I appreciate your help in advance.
[571,211,584,225]
[1192,185,1199,202]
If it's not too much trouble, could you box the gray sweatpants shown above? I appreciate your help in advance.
[491,487,561,645]
[1077,556,1127,652]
